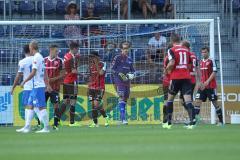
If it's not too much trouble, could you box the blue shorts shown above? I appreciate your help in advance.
[27,87,46,108]
[22,90,31,107]
[116,85,130,99]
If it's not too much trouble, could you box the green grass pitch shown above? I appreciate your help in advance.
[0,124,240,160]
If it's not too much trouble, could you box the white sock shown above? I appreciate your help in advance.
[34,107,42,123]
[39,109,49,129]
[25,109,34,128]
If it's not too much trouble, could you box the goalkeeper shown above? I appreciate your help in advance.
[111,41,135,125]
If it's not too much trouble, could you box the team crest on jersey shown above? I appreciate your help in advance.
[206,61,210,66]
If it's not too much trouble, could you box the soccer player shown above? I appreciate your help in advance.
[111,41,135,125]
[162,43,172,124]
[58,41,81,126]
[11,44,34,133]
[44,44,65,130]
[180,40,201,124]
[87,50,110,128]
[194,47,223,126]
[20,40,51,133]
[163,33,196,129]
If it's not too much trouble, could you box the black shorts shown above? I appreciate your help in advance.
[63,83,78,99]
[45,91,60,104]
[88,89,104,101]
[168,79,192,96]
[195,88,218,102]
[180,83,196,100]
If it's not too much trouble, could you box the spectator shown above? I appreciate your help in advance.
[151,0,173,18]
[64,1,81,45]
[112,0,128,19]
[146,31,167,63]
[82,2,100,20]
[132,0,153,19]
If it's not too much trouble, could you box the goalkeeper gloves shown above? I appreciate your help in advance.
[102,62,107,71]
[118,73,128,81]
[127,73,135,80]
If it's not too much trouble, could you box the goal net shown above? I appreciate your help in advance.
[0,19,218,126]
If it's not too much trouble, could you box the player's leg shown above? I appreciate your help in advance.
[207,89,223,125]
[58,83,70,124]
[34,87,50,133]
[16,90,34,133]
[96,90,109,127]
[50,91,60,129]
[162,85,169,124]
[195,89,206,118]
[117,85,129,124]
[182,80,196,128]
[164,80,179,128]
[88,89,98,127]
[69,82,80,126]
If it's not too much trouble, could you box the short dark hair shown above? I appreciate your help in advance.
[201,46,209,52]
[181,40,191,49]
[23,44,30,54]
[69,41,80,50]
[170,33,180,43]
[49,44,58,49]
[120,41,131,49]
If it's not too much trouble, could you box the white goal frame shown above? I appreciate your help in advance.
[0,19,225,124]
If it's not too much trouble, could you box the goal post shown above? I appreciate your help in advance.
[0,19,224,126]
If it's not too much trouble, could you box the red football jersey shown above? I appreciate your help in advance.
[163,56,170,87]
[168,45,192,80]
[200,58,217,89]
[64,52,80,84]
[190,52,198,84]
[45,56,64,92]
[88,61,105,90]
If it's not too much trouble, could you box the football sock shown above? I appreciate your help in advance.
[215,106,223,123]
[25,109,34,128]
[92,107,98,124]
[194,106,201,115]
[59,102,67,118]
[167,101,173,125]
[119,101,126,121]
[186,102,196,125]
[34,107,42,124]
[39,109,49,129]
[54,107,60,127]
[162,104,168,123]
[70,105,75,124]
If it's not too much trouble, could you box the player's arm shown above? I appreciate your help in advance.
[203,60,217,88]
[21,69,36,87]
[49,59,65,82]
[127,60,135,80]
[165,49,175,74]
[11,72,22,95]
[11,62,24,94]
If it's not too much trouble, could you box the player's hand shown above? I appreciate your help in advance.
[46,85,53,93]
[199,82,205,90]
[118,73,128,81]
[20,81,25,88]
[202,81,209,89]
[10,88,14,95]
[127,73,135,80]
[102,62,107,71]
